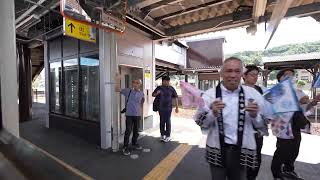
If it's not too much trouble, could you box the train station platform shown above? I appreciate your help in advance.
[11,103,320,180]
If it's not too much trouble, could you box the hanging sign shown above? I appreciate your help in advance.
[63,17,96,43]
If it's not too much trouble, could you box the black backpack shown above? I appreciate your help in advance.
[153,96,160,112]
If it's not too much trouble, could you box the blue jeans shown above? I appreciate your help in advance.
[159,109,172,137]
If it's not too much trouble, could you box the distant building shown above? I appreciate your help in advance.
[183,37,225,91]
[296,69,313,82]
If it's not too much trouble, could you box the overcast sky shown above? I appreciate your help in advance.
[184,16,320,54]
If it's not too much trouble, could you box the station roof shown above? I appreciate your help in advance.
[263,52,320,71]
[13,0,320,79]
[14,0,320,43]
[182,66,220,72]
[129,0,320,41]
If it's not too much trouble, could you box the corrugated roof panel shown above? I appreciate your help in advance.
[262,52,320,63]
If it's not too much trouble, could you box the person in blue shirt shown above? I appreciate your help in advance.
[152,76,179,142]
[116,79,145,156]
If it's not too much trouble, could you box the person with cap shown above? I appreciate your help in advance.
[243,65,269,180]
[271,68,320,180]
[152,76,179,142]
[194,57,267,180]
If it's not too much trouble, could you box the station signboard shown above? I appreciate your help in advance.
[63,17,96,43]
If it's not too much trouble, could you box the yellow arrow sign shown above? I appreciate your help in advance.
[63,18,96,43]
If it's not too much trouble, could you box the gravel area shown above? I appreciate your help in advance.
[311,123,320,136]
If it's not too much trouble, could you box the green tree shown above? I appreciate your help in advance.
[296,80,306,87]
[226,41,320,66]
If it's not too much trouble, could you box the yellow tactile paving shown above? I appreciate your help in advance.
[143,144,192,180]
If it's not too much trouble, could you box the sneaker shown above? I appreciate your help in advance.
[132,144,142,150]
[122,148,130,156]
[282,171,304,180]
[160,135,166,142]
[164,136,171,142]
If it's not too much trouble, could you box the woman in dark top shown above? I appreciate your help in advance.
[243,65,265,180]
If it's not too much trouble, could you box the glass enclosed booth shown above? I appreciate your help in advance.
[48,36,100,144]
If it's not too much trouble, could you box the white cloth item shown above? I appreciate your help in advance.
[220,84,241,144]
[197,84,266,150]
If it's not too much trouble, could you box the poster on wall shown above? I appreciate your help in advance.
[144,66,151,90]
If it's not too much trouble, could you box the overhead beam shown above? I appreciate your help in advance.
[311,13,320,22]
[126,13,167,38]
[127,11,166,33]
[141,0,184,12]
[264,0,294,49]
[252,0,267,22]
[164,2,320,39]
[24,0,60,14]
[15,0,46,24]
[155,0,232,21]
[165,13,250,37]
[134,0,164,9]
[284,2,320,17]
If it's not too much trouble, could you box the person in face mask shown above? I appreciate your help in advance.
[276,69,309,105]
[271,68,320,180]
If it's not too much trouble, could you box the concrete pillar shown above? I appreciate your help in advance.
[312,65,319,98]
[263,69,269,87]
[99,30,119,150]
[185,74,188,82]
[195,73,199,89]
[0,82,2,129]
[44,41,50,128]
[17,44,32,122]
[0,0,19,137]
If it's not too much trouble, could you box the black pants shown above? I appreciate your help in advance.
[247,135,263,180]
[271,133,301,178]
[210,144,246,180]
[123,116,140,148]
[159,109,172,137]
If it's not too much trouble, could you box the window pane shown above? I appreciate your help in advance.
[50,61,62,113]
[80,54,99,121]
[64,58,79,117]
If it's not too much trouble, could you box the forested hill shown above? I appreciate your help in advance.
[227,41,320,65]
